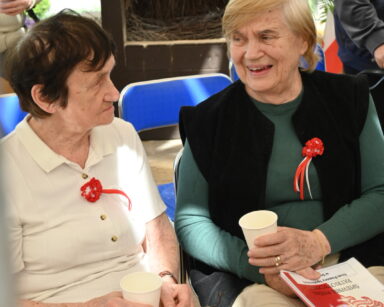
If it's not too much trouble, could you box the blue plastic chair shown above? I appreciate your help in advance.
[119,74,232,220]
[314,43,325,71]
[300,43,325,71]
[0,94,27,137]
[119,73,232,132]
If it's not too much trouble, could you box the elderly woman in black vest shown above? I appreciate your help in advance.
[175,0,384,306]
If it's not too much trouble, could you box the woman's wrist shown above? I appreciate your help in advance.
[159,270,178,284]
[313,229,331,263]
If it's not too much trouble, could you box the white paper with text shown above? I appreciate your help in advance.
[280,257,384,307]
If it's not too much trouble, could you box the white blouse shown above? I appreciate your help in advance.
[1,117,166,303]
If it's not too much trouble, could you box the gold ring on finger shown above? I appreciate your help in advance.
[275,256,281,267]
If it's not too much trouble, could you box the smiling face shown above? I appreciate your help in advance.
[52,55,120,132]
[229,8,308,103]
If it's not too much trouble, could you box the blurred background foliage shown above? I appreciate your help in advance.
[33,0,51,19]
[309,0,334,23]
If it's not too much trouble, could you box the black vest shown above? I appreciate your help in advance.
[180,70,384,267]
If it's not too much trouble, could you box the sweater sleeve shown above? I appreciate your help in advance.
[174,140,264,283]
[335,0,384,54]
[317,96,384,252]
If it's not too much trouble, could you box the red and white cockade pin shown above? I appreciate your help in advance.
[293,137,324,200]
[80,177,132,210]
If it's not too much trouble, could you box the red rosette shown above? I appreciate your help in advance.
[302,137,324,158]
[80,177,132,210]
[294,138,324,200]
[80,177,102,202]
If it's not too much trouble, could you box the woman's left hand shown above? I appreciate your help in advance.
[160,281,195,307]
[247,227,330,278]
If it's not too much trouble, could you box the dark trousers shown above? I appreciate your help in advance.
[189,269,252,307]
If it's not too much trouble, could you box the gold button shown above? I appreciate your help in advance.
[82,173,88,179]
[100,214,107,220]
[111,236,118,242]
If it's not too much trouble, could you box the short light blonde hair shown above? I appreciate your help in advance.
[223,0,318,71]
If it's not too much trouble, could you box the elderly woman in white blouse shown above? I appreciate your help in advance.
[1,10,195,307]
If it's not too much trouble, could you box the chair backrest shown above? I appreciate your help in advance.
[314,43,325,71]
[357,69,384,133]
[118,73,232,132]
[172,147,187,283]
[173,147,184,194]
[0,94,28,137]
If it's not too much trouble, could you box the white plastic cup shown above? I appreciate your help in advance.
[120,271,163,307]
[239,210,278,249]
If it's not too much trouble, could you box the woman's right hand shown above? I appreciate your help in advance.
[248,227,329,277]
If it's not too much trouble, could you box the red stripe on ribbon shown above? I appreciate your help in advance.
[102,189,132,210]
[293,138,324,200]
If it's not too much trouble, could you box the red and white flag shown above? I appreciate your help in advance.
[322,10,343,73]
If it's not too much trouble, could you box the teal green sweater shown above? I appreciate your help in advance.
[175,94,384,284]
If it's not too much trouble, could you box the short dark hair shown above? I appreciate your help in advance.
[8,10,116,118]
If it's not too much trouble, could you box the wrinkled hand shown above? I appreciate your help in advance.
[247,227,330,279]
[264,274,296,298]
[160,282,194,307]
[0,0,33,15]
[85,291,151,307]
[374,44,384,68]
